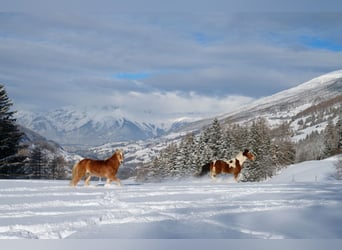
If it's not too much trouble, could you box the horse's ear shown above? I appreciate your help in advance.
[244,149,249,153]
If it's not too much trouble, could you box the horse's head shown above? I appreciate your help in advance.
[243,149,255,161]
[115,149,124,165]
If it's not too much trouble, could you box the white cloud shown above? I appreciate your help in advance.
[2,11,342,123]
[102,91,255,124]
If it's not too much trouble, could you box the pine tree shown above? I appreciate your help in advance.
[206,118,225,159]
[197,128,213,164]
[181,133,199,176]
[49,156,67,179]
[243,118,273,181]
[0,84,23,177]
[271,122,296,170]
[335,155,342,180]
[221,127,236,159]
[323,120,337,157]
[336,116,342,153]
[29,146,47,179]
[230,124,249,151]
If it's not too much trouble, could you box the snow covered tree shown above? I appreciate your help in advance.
[197,128,213,164]
[205,118,225,159]
[49,156,67,179]
[323,120,338,157]
[221,127,236,159]
[272,140,296,170]
[335,155,342,180]
[0,84,23,177]
[29,146,47,179]
[271,122,296,170]
[295,131,325,162]
[242,118,273,181]
[137,117,300,182]
[230,124,249,151]
[336,116,342,153]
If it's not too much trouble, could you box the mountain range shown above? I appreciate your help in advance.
[79,70,342,171]
[16,105,190,147]
[16,70,342,171]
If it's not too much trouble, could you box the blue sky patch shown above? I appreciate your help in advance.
[113,72,152,80]
[301,36,342,52]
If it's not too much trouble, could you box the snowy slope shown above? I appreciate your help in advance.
[269,157,337,183]
[0,157,341,239]
[177,70,342,140]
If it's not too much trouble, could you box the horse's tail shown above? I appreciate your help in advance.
[70,161,85,186]
[196,162,212,177]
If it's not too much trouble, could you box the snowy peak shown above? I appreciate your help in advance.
[255,70,342,105]
[16,106,182,146]
[217,71,342,141]
[176,70,342,142]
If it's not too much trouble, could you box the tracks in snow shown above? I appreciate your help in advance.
[0,180,341,239]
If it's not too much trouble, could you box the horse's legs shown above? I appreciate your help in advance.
[210,166,217,181]
[234,173,241,182]
[112,176,122,186]
[105,176,122,187]
[70,176,78,186]
[85,175,91,186]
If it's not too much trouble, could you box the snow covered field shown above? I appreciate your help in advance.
[0,157,341,239]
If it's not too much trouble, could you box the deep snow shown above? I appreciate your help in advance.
[0,157,341,239]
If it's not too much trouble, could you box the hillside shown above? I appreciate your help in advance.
[177,70,342,139]
[15,125,81,178]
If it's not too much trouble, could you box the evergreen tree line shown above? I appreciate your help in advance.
[296,118,342,162]
[137,115,341,182]
[137,118,297,182]
[2,144,68,179]
[0,84,68,179]
[0,84,24,178]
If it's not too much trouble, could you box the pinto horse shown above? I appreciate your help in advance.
[70,149,124,187]
[198,149,255,182]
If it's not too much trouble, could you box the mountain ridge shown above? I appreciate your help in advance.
[16,70,342,154]
[175,70,342,135]
[16,106,193,146]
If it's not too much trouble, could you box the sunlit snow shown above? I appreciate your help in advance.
[0,157,341,239]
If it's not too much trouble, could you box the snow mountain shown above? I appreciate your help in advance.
[16,106,184,147]
[16,70,341,172]
[178,70,342,140]
[76,70,341,172]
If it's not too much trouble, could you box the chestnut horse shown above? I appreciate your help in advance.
[70,149,124,187]
[198,149,255,182]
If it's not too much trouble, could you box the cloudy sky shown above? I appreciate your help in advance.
[1,1,342,122]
